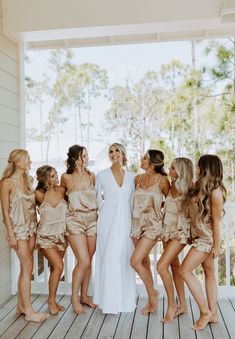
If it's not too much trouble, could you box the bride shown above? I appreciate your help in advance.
[93,143,136,314]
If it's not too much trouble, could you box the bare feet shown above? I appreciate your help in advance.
[56,302,65,311]
[72,298,86,314]
[161,304,177,324]
[210,313,219,323]
[141,290,159,315]
[174,304,188,317]
[25,311,49,322]
[192,311,212,331]
[47,301,61,315]
[16,304,26,315]
[80,296,96,309]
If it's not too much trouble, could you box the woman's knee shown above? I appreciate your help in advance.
[130,255,141,270]
[80,257,90,271]
[21,259,33,275]
[203,264,215,277]
[156,260,167,276]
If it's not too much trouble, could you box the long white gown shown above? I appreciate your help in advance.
[93,168,137,314]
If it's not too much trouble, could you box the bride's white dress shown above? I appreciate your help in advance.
[93,168,137,314]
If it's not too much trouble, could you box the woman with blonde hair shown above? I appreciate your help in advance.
[61,145,97,314]
[0,149,49,322]
[157,157,193,323]
[180,154,226,331]
[131,149,170,315]
[35,165,67,314]
[93,143,136,314]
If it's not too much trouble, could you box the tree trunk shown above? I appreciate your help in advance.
[191,40,199,161]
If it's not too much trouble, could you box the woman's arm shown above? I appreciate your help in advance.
[160,176,170,198]
[210,188,224,259]
[0,179,17,250]
[35,189,44,205]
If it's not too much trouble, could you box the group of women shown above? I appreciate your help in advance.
[0,143,226,332]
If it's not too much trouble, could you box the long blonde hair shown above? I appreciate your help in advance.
[194,154,226,221]
[173,157,194,212]
[1,149,33,193]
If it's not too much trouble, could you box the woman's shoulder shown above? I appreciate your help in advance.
[97,168,110,176]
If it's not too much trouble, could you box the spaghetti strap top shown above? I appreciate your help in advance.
[37,199,67,236]
[133,174,163,220]
[9,178,36,239]
[67,173,97,212]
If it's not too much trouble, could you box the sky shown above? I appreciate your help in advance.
[25,39,217,172]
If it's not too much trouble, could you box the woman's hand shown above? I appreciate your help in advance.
[211,246,220,259]
[8,234,18,251]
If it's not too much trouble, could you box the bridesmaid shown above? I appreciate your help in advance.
[180,155,226,331]
[0,149,49,322]
[131,149,170,315]
[61,145,97,314]
[93,143,136,314]
[157,157,193,323]
[35,165,67,315]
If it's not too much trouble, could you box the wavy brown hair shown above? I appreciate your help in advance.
[36,165,55,193]
[193,154,226,221]
[147,149,167,176]
[173,157,194,213]
[66,144,87,174]
[1,149,33,193]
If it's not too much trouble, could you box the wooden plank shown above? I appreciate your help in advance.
[0,104,19,126]
[0,140,19,159]
[0,69,18,93]
[0,295,17,321]
[229,298,235,311]
[19,295,68,339]
[217,298,235,338]
[80,307,106,339]
[97,313,120,338]
[0,280,12,307]
[0,51,17,76]
[162,296,180,339]
[0,294,41,337]
[0,122,20,142]
[114,299,137,339]
[130,297,149,339]
[147,296,163,339]
[47,304,77,339]
[210,300,230,339]
[65,305,95,338]
[177,298,196,339]
[0,86,19,110]
[190,297,213,339]
[0,33,18,61]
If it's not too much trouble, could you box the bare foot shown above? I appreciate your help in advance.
[56,302,65,311]
[80,296,96,309]
[25,311,49,323]
[192,311,212,331]
[47,301,61,315]
[141,290,159,315]
[161,305,177,324]
[72,298,86,314]
[174,305,188,317]
[16,304,26,315]
[210,313,219,323]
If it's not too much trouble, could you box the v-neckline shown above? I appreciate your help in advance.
[110,167,126,188]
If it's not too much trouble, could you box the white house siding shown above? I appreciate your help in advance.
[0,2,20,305]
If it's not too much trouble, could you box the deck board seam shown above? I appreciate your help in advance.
[77,307,96,339]
[112,312,121,338]
[217,300,231,339]
[129,294,139,339]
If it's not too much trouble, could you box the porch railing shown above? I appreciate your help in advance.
[11,202,235,297]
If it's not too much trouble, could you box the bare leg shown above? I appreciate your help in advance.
[180,247,212,331]
[16,235,35,315]
[202,254,218,323]
[171,257,188,317]
[41,248,64,314]
[81,235,96,308]
[67,234,90,314]
[157,240,185,323]
[131,237,158,315]
[16,239,49,322]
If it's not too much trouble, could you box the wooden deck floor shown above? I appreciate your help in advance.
[0,294,234,339]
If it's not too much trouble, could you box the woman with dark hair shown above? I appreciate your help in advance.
[35,165,67,314]
[61,145,97,314]
[130,149,170,315]
[180,154,226,331]
[93,143,136,314]
[0,149,49,322]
